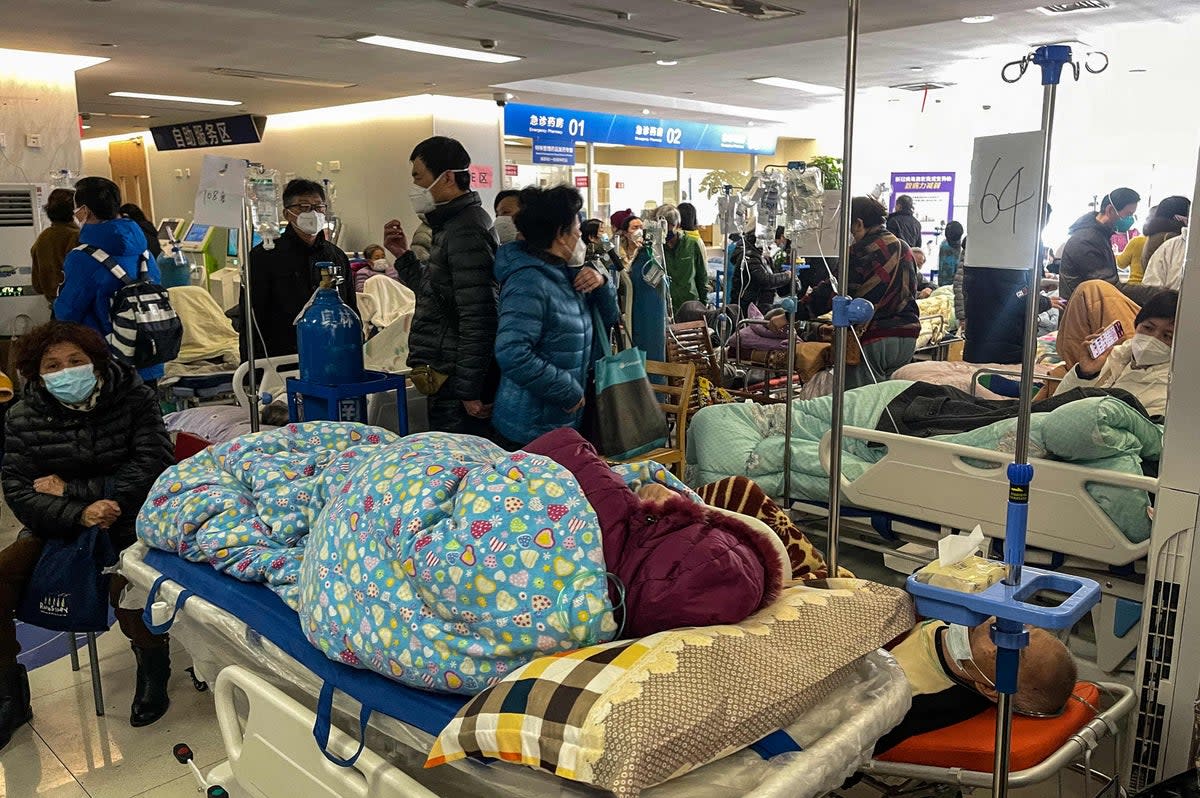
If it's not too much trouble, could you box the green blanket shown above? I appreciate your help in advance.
[686,381,1161,543]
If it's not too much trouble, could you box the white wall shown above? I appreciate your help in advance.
[80,95,504,253]
[810,19,1200,247]
[0,67,82,186]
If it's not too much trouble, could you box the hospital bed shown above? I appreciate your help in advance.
[119,542,912,798]
[814,426,1155,673]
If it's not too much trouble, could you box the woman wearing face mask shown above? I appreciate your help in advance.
[808,197,920,388]
[354,244,400,291]
[491,186,618,447]
[1054,288,1177,417]
[0,322,175,747]
[609,209,667,361]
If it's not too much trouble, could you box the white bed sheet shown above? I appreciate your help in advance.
[120,543,911,798]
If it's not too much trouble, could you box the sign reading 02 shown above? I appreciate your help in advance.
[504,103,776,156]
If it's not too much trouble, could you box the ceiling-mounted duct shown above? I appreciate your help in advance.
[453,1,678,43]
[210,68,358,89]
[672,0,803,20]
[1036,0,1111,14]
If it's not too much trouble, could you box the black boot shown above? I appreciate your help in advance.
[0,663,32,751]
[129,645,170,728]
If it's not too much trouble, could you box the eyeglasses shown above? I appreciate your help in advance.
[285,203,328,214]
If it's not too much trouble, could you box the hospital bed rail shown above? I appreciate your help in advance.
[818,426,1155,566]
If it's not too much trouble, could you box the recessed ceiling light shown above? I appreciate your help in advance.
[81,125,92,129]
[641,108,651,115]
[90,42,118,48]
[0,48,108,72]
[961,15,995,23]
[1129,68,1148,73]
[751,76,843,95]
[656,59,678,66]
[747,121,755,126]
[909,66,924,72]
[109,91,242,106]
[357,35,521,64]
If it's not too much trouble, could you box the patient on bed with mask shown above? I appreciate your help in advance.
[875,619,1078,755]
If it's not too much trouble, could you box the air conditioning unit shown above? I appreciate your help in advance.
[0,183,52,337]
[1036,1,1112,15]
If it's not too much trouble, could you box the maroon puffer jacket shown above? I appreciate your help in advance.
[525,428,787,638]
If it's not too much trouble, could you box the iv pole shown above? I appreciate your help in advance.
[825,0,861,578]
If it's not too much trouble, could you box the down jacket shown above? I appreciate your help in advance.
[886,209,923,249]
[2,360,173,548]
[54,218,164,383]
[526,428,788,638]
[394,191,498,402]
[730,234,793,315]
[1060,212,1119,300]
[492,242,619,446]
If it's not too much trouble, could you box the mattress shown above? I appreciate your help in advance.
[119,542,912,798]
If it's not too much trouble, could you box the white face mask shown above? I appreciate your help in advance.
[568,236,587,267]
[494,215,519,245]
[1131,333,1172,366]
[945,624,995,688]
[409,183,437,215]
[294,210,325,237]
[371,258,390,272]
[630,228,644,244]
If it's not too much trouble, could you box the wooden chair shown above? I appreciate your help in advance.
[610,360,695,478]
[667,319,787,409]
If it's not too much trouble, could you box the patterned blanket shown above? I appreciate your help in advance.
[137,422,397,608]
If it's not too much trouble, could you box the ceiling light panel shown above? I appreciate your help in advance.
[357,35,520,63]
[109,91,242,106]
[0,47,108,72]
[1036,0,1111,14]
[751,76,843,95]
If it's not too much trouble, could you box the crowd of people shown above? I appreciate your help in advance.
[0,132,1189,753]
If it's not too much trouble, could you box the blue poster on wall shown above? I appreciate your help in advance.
[890,172,956,234]
[506,103,776,155]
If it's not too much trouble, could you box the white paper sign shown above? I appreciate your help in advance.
[193,155,248,230]
[966,131,1047,270]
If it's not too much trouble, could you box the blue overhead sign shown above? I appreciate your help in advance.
[532,140,576,165]
[505,102,776,155]
[150,114,267,152]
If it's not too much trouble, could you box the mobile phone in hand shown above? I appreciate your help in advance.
[1088,320,1125,359]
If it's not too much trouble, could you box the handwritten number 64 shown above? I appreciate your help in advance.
[980,156,1036,234]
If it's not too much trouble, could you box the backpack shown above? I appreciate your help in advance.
[75,244,183,369]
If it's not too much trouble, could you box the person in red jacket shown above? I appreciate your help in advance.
[525,428,788,637]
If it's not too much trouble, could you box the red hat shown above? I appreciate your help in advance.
[610,208,638,232]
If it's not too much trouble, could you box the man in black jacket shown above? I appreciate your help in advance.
[384,136,498,436]
[730,231,794,315]
[886,195,924,249]
[239,178,355,359]
[1058,187,1140,301]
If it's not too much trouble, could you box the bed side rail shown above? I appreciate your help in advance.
[818,427,1155,566]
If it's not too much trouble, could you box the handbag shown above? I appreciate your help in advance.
[408,364,449,396]
[16,527,117,633]
[589,309,669,460]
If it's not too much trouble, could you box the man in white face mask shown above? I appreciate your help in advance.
[383,136,499,437]
[1056,287,1178,417]
[492,189,522,246]
[240,178,355,360]
[876,618,1077,756]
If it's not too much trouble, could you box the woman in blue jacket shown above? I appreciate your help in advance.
[493,186,619,447]
[54,177,165,387]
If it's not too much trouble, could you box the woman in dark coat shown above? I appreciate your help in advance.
[730,230,794,316]
[0,322,175,749]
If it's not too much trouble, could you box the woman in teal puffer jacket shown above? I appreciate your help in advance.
[493,186,619,447]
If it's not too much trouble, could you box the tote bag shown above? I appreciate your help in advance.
[590,309,668,460]
[16,527,117,633]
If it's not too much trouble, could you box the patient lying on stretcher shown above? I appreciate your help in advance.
[875,619,1077,755]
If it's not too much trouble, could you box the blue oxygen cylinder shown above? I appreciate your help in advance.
[296,263,364,386]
